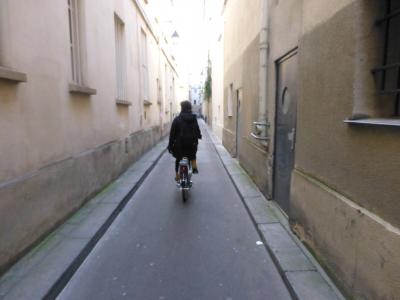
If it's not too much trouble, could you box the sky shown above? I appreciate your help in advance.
[169,0,209,85]
[150,0,212,85]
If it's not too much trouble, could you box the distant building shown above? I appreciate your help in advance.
[0,0,183,273]
[189,84,203,116]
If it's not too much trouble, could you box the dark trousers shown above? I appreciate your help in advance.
[174,143,197,172]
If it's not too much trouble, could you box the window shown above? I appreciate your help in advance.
[227,83,233,117]
[0,2,27,82]
[68,0,83,84]
[372,0,400,116]
[164,64,169,111]
[156,78,161,104]
[170,76,174,103]
[140,29,149,102]
[114,15,126,101]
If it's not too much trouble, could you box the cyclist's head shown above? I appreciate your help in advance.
[180,100,192,113]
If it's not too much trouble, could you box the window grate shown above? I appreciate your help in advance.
[373,0,400,116]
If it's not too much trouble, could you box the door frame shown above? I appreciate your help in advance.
[272,47,298,209]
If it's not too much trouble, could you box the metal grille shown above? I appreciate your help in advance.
[372,0,400,116]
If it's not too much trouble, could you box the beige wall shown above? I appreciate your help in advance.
[223,0,302,195]
[223,0,400,298]
[291,1,400,298]
[223,0,261,157]
[0,0,180,182]
[265,0,303,197]
[0,0,168,182]
[0,0,181,273]
[208,2,224,139]
[295,0,400,230]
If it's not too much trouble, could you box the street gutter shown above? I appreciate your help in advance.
[202,123,345,300]
[0,139,168,300]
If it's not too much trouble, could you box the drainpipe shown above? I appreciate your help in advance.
[251,0,270,144]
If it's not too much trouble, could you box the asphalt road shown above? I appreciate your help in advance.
[57,125,291,300]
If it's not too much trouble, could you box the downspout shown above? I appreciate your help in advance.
[251,0,270,145]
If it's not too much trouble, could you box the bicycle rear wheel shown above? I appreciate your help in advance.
[182,189,188,202]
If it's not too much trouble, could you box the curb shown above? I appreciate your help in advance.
[203,124,345,300]
[0,139,168,300]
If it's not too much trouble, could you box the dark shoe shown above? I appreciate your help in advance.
[193,168,199,174]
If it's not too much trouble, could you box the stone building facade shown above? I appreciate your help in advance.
[219,0,400,298]
[0,0,183,274]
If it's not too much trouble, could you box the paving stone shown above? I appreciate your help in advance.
[215,145,231,157]
[243,196,280,224]
[97,183,134,204]
[286,271,340,300]
[140,148,164,163]
[66,205,94,225]
[65,203,118,239]
[224,161,245,175]
[266,202,290,228]
[0,231,64,297]
[120,165,151,182]
[117,170,146,186]
[3,239,87,300]
[0,139,167,300]
[204,124,344,300]
[259,223,315,272]
[231,173,263,198]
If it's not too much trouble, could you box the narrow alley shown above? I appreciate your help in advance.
[1,0,399,299]
[0,123,341,300]
[56,123,291,300]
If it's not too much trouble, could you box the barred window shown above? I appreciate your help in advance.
[372,0,400,116]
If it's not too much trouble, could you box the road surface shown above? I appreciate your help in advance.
[57,124,291,300]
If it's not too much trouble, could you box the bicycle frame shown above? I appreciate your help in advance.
[178,157,192,201]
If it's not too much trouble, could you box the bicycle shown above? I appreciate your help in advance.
[177,157,192,202]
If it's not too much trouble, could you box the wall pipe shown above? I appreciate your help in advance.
[253,0,270,143]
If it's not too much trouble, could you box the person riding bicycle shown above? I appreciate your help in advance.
[168,101,202,181]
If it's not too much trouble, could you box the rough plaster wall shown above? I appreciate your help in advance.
[223,0,261,139]
[0,126,163,275]
[211,29,224,139]
[302,0,353,35]
[296,1,400,228]
[236,37,270,195]
[291,170,400,299]
[223,0,261,74]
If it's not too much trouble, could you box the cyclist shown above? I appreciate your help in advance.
[168,101,202,181]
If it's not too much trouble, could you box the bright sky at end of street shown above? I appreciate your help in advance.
[150,0,221,85]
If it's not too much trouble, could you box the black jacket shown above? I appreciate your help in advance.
[168,112,202,156]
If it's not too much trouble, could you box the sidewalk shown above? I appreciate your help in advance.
[0,139,168,300]
[203,124,345,300]
[0,122,345,300]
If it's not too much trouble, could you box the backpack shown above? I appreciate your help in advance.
[179,117,196,145]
